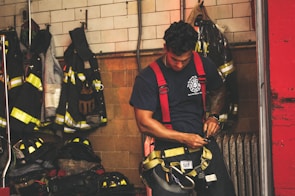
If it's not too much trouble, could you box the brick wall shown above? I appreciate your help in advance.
[0,0,256,57]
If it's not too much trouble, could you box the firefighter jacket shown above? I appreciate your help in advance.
[186,2,239,130]
[9,29,62,139]
[54,27,107,133]
[0,29,24,135]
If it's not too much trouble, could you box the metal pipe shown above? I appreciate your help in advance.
[256,0,274,195]
[180,0,185,20]
[28,0,31,47]
[1,35,12,188]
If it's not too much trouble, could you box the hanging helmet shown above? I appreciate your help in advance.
[12,137,49,166]
[98,172,134,195]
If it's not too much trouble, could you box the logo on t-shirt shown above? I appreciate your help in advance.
[187,75,201,96]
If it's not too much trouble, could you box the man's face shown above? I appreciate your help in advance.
[165,48,193,72]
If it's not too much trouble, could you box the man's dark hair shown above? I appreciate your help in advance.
[163,20,198,56]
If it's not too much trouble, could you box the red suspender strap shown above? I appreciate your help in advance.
[150,52,206,129]
[150,61,173,129]
[192,51,207,111]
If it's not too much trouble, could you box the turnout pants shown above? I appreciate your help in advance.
[144,139,236,196]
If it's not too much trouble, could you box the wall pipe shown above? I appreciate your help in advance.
[180,0,185,20]
[256,0,274,195]
[1,35,12,192]
[136,0,142,72]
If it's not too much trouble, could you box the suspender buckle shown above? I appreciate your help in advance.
[159,84,169,94]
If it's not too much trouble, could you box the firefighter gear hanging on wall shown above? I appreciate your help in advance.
[0,29,24,136]
[9,27,63,139]
[186,1,239,130]
[54,27,107,133]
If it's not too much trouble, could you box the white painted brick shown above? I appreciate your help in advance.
[142,12,170,26]
[114,14,138,28]
[142,26,157,39]
[233,2,251,17]
[170,10,181,22]
[49,22,63,35]
[39,0,62,11]
[186,0,217,8]
[62,21,83,34]
[87,17,114,31]
[101,29,128,42]
[128,27,137,41]
[32,12,51,25]
[15,3,27,16]
[31,0,39,12]
[207,5,233,20]
[54,34,71,47]
[87,6,101,19]
[88,0,113,6]
[217,17,250,32]
[233,31,256,43]
[218,0,250,5]
[0,4,16,17]
[86,30,102,44]
[51,9,75,23]
[142,38,164,50]
[156,24,170,39]
[91,43,115,53]
[126,1,137,15]
[55,46,65,57]
[101,3,127,17]
[74,8,87,21]
[115,40,138,51]
[224,32,234,43]
[142,0,156,13]
[129,25,157,41]
[2,16,14,28]
[156,0,179,11]
[62,0,88,9]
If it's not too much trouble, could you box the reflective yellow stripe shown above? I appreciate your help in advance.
[77,73,86,81]
[9,76,24,89]
[55,113,65,125]
[218,60,235,77]
[26,73,43,91]
[64,111,91,130]
[0,117,6,128]
[11,107,40,126]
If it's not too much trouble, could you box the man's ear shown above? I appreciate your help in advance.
[163,44,168,52]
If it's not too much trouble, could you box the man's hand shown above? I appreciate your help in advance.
[203,117,220,138]
[183,133,208,149]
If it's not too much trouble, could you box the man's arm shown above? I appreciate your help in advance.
[203,84,226,137]
[134,107,208,149]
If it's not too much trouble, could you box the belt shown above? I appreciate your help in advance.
[142,146,201,172]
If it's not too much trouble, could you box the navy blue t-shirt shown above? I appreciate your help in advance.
[129,54,223,150]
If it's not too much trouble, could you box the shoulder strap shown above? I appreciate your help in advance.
[150,61,172,129]
[192,51,207,111]
[150,52,206,129]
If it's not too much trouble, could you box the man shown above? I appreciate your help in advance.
[130,21,235,196]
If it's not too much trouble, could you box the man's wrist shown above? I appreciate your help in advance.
[208,113,220,121]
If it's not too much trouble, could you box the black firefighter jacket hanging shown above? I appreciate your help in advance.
[5,26,107,138]
[54,27,107,133]
[8,27,64,139]
[186,1,239,130]
[0,29,24,138]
